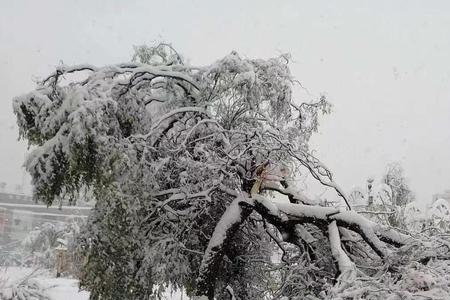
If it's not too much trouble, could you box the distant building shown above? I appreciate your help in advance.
[0,192,91,243]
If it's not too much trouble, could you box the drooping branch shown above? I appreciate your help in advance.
[246,194,409,258]
[263,219,289,263]
[253,161,409,254]
[274,202,409,258]
[265,132,352,210]
[328,220,356,279]
[196,182,413,298]
[290,149,352,210]
[249,195,316,257]
[263,181,411,247]
[261,180,317,205]
[196,195,253,299]
[41,64,98,85]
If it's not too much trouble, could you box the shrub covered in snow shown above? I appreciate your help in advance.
[0,269,51,300]
[22,221,80,269]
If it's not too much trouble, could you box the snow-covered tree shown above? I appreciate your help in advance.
[349,163,416,229]
[383,162,415,207]
[403,202,426,232]
[427,198,450,232]
[13,44,450,299]
[21,220,81,270]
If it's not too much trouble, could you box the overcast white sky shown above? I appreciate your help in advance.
[0,0,449,206]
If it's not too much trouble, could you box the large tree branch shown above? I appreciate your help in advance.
[261,180,317,205]
[196,186,412,298]
[328,221,355,278]
[196,195,253,299]
[275,202,410,258]
[265,131,352,210]
[249,197,410,259]
[248,195,317,259]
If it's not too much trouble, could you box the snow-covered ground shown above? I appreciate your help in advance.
[0,267,89,300]
[0,267,185,300]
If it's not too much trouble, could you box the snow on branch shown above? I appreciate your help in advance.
[196,195,253,298]
[275,201,410,257]
[16,45,425,300]
[261,180,318,205]
[328,221,356,283]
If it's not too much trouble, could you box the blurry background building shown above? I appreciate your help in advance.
[0,192,91,245]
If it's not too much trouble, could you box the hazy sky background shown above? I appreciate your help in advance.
[1,0,449,206]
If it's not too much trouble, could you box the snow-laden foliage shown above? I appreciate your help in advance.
[21,221,81,270]
[349,178,405,229]
[1,221,81,272]
[0,243,24,268]
[14,44,450,299]
[0,269,51,300]
[383,162,415,207]
[327,231,450,300]
[403,202,427,232]
[422,198,450,233]
[347,164,450,237]
[349,163,415,229]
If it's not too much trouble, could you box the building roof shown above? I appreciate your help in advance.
[0,192,91,217]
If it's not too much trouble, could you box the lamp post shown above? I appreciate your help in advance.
[367,177,374,206]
